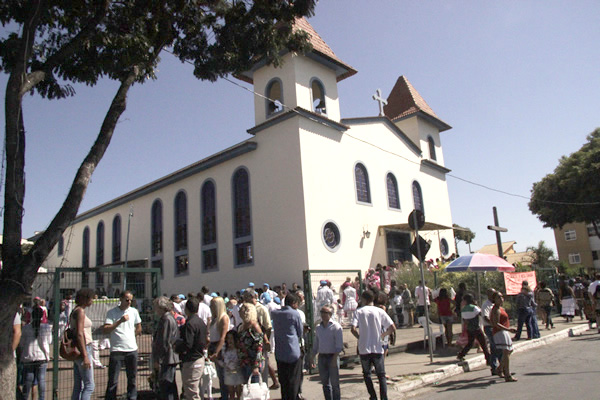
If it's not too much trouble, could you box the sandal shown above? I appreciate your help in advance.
[505,375,518,382]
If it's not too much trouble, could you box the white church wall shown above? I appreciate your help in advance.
[292,55,341,122]
[298,117,455,271]
[418,118,446,167]
[393,117,420,152]
[252,53,298,126]
[243,118,311,290]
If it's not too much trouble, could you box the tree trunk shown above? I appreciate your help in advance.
[0,357,17,400]
[0,70,139,399]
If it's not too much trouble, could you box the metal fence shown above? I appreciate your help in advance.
[47,266,160,400]
[302,269,363,371]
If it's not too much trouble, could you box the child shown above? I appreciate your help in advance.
[434,288,454,345]
[456,293,490,364]
[223,330,243,399]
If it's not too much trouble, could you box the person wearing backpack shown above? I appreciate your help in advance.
[456,293,490,365]
[537,281,555,330]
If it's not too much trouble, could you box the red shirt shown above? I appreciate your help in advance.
[492,306,510,335]
[435,298,453,317]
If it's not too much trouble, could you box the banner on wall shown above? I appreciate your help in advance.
[503,271,537,295]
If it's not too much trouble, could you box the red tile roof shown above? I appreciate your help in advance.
[383,76,440,120]
[293,18,357,81]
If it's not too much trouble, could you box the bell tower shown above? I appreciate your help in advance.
[237,18,357,127]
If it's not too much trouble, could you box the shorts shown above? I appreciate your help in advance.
[440,315,453,324]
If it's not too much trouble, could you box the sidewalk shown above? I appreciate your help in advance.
[282,317,591,400]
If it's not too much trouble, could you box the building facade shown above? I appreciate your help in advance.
[554,222,600,272]
[41,19,456,295]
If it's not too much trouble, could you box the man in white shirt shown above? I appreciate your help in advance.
[201,286,212,306]
[196,295,212,326]
[414,280,431,318]
[103,291,142,400]
[351,290,396,400]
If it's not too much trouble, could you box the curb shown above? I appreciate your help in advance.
[389,324,590,395]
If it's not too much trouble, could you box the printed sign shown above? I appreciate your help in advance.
[503,271,537,295]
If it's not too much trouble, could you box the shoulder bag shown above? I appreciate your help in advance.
[59,309,81,361]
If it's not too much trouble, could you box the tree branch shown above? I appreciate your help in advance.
[2,0,45,273]
[23,66,141,283]
[21,0,110,95]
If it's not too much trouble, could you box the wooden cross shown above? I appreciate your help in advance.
[372,89,388,116]
[487,206,508,257]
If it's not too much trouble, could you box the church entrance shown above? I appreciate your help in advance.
[386,231,412,265]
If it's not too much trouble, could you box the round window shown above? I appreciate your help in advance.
[440,238,449,256]
[322,221,341,251]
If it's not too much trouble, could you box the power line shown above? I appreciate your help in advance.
[163,48,600,207]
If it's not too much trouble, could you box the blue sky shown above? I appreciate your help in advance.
[2,1,599,258]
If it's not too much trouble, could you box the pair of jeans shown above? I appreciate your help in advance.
[22,361,47,400]
[394,306,404,326]
[276,358,303,400]
[483,326,499,369]
[158,364,178,400]
[515,307,533,340]
[72,344,95,400]
[241,365,261,383]
[543,305,554,328]
[531,309,541,338]
[359,353,387,400]
[209,341,228,400]
[457,329,490,363]
[318,354,340,400]
[105,350,138,400]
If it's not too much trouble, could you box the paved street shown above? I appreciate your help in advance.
[407,329,600,400]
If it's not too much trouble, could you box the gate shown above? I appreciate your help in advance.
[51,266,160,399]
[302,269,363,372]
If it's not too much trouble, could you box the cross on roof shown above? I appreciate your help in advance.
[372,89,387,117]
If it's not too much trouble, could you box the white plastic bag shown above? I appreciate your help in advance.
[242,374,270,400]
[201,360,217,399]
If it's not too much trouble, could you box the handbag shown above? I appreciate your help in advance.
[59,327,81,361]
[59,310,81,361]
[242,373,270,400]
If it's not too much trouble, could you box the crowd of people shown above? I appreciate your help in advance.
[11,271,600,400]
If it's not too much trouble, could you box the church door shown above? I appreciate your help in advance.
[386,231,412,265]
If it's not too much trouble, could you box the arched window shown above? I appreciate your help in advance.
[112,215,121,263]
[386,173,400,209]
[201,180,218,272]
[174,191,188,275]
[151,200,163,277]
[233,168,253,266]
[311,79,326,114]
[265,78,283,116]
[96,221,105,287]
[82,226,90,287]
[96,221,105,266]
[428,136,437,161]
[355,163,371,204]
[412,181,424,214]
[57,236,64,257]
[82,227,90,268]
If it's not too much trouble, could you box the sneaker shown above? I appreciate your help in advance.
[456,355,465,362]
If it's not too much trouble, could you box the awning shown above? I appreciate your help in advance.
[380,222,453,231]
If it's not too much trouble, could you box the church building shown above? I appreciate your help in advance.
[41,19,456,295]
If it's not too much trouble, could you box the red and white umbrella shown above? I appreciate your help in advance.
[445,253,515,272]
